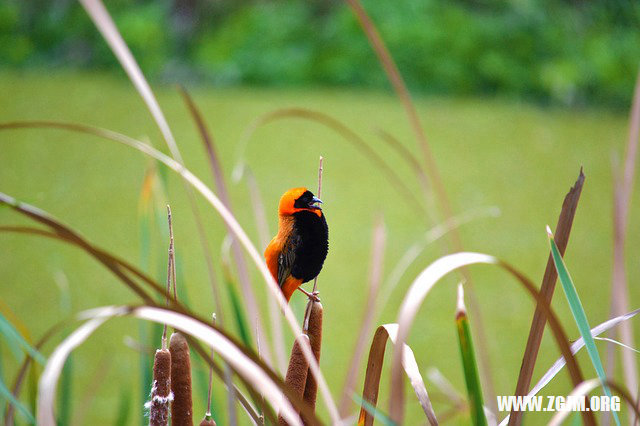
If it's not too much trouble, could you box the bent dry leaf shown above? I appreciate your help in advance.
[390,252,593,425]
[547,228,620,426]
[499,307,640,425]
[0,121,339,422]
[80,0,271,365]
[606,69,640,412]
[37,306,304,426]
[358,324,437,426]
[548,379,640,426]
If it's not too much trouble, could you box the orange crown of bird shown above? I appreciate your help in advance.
[264,187,329,302]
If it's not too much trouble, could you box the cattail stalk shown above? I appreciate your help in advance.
[162,205,174,350]
[170,332,193,426]
[302,301,323,414]
[278,335,311,425]
[147,349,172,426]
[199,313,217,426]
[311,156,323,295]
[145,205,175,425]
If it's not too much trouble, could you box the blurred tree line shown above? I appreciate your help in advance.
[1,0,638,107]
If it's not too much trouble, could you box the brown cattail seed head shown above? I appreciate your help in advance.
[278,334,311,425]
[198,419,216,426]
[302,301,323,413]
[170,332,193,426]
[146,348,172,426]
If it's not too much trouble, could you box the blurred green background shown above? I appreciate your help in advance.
[2,0,640,107]
[1,0,640,425]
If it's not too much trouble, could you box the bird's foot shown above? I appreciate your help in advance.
[297,287,321,302]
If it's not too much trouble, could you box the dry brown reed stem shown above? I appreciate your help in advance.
[303,157,324,330]
[203,313,216,423]
[170,332,193,426]
[339,217,385,416]
[278,335,311,425]
[0,192,156,304]
[78,2,232,374]
[0,123,341,422]
[311,156,323,296]
[345,0,498,410]
[162,205,174,350]
[509,169,584,426]
[148,349,172,426]
[177,88,226,323]
[244,166,287,376]
[178,88,273,367]
[302,302,323,414]
[605,70,640,423]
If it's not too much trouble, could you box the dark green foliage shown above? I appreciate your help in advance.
[1,0,637,106]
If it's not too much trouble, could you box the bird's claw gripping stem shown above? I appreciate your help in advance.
[297,287,320,302]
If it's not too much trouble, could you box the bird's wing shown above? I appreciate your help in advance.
[277,234,300,288]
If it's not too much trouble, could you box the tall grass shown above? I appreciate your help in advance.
[2,0,640,425]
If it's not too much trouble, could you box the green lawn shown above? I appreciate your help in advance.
[1,71,638,424]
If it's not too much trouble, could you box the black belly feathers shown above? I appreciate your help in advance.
[289,210,329,283]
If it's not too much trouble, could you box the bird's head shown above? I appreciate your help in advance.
[278,187,323,217]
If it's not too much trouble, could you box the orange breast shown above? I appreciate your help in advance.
[264,237,281,284]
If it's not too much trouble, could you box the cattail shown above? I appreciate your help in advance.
[198,419,216,426]
[302,301,323,413]
[278,334,311,425]
[170,332,193,426]
[146,348,172,426]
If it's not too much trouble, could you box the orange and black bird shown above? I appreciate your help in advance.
[264,187,329,302]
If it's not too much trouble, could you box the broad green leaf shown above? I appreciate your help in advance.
[548,229,620,426]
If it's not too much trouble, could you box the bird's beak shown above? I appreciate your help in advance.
[309,196,323,210]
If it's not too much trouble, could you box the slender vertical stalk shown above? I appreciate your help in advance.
[456,284,486,426]
[303,156,324,332]
[201,313,216,425]
[510,169,584,426]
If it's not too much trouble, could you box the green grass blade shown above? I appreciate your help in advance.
[352,393,396,426]
[548,227,621,426]
[456,284,487,426]
[0,312,46,364]
[0,375,34,423]
[227,283,252,348]
[57,353,72,426]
